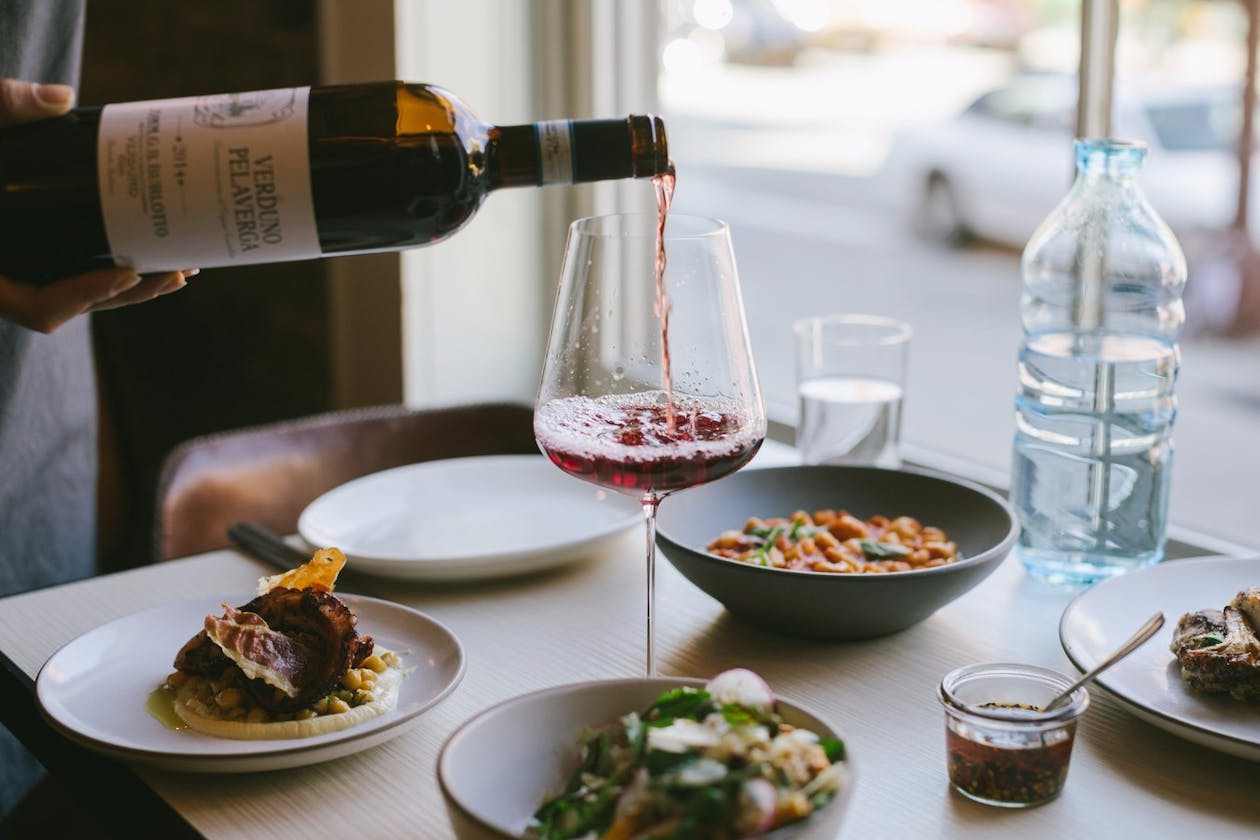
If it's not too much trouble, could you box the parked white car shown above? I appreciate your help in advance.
[893,74,1257,248]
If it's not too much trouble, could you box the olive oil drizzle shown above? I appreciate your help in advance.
[146,685,189,731]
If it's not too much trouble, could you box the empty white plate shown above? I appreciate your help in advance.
[1059,555,1260,762]
[36,593,465,773]
[297,454,641,581]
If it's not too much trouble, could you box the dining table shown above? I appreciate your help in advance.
[2,441,1259,840]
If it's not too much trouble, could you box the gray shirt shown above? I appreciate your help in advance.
[1,0,93,821]
[0,1,94,596]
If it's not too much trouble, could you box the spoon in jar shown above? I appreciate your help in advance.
[1044,611,1165,712]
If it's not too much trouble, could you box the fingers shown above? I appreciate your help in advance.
[0,268,137,333]
[0,78,76,127]
[0,267,196,334]
[88,269,196,312]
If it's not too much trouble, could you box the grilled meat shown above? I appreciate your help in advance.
[173,587,373,712]
[1170,588,1260,703]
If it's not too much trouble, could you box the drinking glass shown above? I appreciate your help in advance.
[793,314,911,468]
[534,213,766,676]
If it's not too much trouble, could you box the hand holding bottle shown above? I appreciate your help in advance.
[0,78,193,334]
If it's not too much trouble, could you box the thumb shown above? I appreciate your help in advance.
[0,79,76,127]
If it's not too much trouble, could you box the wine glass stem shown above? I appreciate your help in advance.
[641,495,661,678]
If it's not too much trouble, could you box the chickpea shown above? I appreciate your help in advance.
[889,516,922,539]
[342,669,363,690]
[214,687,243,710]
[329,697,351,714]
[363,654,387,673]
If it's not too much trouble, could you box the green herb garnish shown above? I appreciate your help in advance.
[858,539,910,558]
[645,687,711,722]
[820,737,846,762]
[750,526,784,566]
[719,703,761,727]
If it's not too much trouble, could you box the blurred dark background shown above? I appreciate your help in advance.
[82,0,339,573]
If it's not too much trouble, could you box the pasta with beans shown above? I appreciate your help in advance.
[706,508,960,574]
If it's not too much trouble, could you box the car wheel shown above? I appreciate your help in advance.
[915,173,970,247]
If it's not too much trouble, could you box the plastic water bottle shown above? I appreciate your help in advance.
[1011,138,1187,585]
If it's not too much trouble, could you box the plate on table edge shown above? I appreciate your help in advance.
[438,677,854,839]
[35,593,465,773]
[1059,555,1260,762]
[296,454,642,581]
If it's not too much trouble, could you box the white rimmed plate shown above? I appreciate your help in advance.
[296,454,641,581]
[1059,555,1260,762]
[35,593,465,773]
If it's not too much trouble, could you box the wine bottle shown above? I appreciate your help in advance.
[0,80,670,284]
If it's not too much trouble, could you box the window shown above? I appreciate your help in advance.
[381,1,1259,552]
[657,0,1259,550]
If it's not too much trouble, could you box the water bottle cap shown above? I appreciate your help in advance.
[1074,138,1147,175]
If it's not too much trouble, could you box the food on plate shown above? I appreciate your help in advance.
[707,508,959,574]
[530,668,848,839]
[160,548,405,739]
[1170,587,1260,702]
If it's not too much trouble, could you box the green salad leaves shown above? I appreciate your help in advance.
[530,675,846,840]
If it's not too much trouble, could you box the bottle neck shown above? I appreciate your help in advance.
[491,116,669,189]
[1074,137,1146,183]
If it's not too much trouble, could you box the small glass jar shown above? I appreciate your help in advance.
[938,662,1089,808]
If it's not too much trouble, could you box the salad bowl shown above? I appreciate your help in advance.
[656,465,1018,639]
[438,675,854,839]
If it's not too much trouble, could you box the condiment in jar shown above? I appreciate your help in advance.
[938,664,1089,808]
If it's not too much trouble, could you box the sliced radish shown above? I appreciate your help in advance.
[736,777,778,836]
[706,668,775,713]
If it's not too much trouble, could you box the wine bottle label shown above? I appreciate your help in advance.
[96,87,320,272]
[535,120,574,185]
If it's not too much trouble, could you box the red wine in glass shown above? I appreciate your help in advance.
[535,208,764,678]
[535,392,763,496]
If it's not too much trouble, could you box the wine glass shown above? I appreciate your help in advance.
[534,213,766,677]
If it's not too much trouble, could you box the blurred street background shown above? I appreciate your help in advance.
[658,0,1260,549]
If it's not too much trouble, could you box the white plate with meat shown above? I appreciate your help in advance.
[1059,555,1260,762]
[35,593,465,772]
[296,455,641,581]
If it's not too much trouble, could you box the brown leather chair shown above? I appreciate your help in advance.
[152,402,538,562]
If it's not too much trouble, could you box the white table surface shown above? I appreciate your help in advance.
[3,446,1259,839]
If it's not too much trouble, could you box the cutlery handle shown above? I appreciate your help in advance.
[227,521,310,570]
[1046,611,1165,711]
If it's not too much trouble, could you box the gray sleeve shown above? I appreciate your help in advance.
[0,0,86,85]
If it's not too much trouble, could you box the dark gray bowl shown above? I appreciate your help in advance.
[656,465,1018,639]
